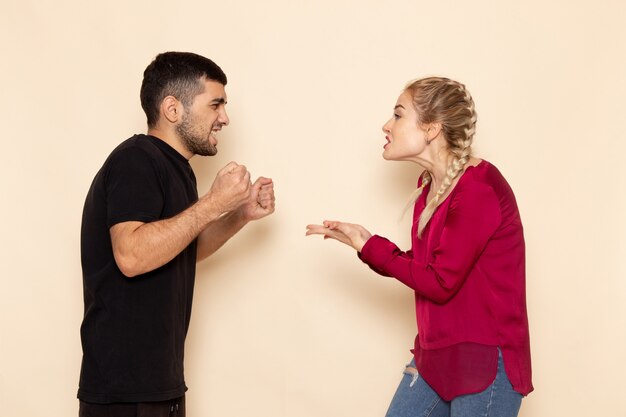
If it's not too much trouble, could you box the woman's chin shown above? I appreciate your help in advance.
[382,152,399,161]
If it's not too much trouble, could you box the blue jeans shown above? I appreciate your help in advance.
[386,350,522,417]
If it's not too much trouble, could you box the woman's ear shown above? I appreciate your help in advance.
[424,122,442,144]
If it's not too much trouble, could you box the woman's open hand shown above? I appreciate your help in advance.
[305,220,372,252]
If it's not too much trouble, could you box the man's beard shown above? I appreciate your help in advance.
[176,113,217,156]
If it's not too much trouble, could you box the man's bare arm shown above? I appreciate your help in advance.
[196,176,275,262]
[111,162,251,277]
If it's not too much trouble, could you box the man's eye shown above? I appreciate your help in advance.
[394,113,400,119]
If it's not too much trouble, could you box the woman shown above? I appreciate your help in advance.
[306,77,533,417]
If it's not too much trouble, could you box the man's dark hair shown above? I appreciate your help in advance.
[140,52,227,128]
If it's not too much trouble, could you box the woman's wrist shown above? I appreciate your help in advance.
[355,232,373,252]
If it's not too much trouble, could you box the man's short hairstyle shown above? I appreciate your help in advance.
[140,52,227,128]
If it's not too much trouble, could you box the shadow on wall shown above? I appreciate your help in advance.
[385,161,424,201]
[324,261,415,326]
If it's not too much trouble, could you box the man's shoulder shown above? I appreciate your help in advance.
[110,134,159,157]
[93,135,168,185]
[105,135,165,167]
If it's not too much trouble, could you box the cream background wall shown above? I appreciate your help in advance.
[1,0,625,416]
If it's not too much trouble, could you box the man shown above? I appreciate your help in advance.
[78,52,275,416]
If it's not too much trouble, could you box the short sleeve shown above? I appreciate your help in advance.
[105,146,164,227]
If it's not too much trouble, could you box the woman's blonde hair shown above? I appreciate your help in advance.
[404,77,478,238]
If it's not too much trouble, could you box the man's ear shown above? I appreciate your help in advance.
[160,96,183,124]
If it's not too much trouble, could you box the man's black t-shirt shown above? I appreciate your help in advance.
[79,134,198,403]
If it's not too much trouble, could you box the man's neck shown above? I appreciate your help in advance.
[147,127,193,160]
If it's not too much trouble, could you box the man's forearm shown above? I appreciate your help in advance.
[111,198,223,277]
[196,209,249,262]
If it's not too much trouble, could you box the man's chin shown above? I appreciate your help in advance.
[196,146,218,157]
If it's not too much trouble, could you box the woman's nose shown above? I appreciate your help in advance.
[382,119,392,133]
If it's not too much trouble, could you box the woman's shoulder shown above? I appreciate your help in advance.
[463,159,512,191]
[460,159,520,218]
[449,160,505,205]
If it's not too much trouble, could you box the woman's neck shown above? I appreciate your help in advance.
[421,150,453,191]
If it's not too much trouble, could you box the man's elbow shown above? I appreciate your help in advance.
[113,252,144,278]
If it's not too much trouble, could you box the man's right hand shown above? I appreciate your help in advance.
[204,161,252,214]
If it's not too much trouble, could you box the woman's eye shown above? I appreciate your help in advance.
[394,113,400,119]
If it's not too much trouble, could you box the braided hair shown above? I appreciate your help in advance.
[404,77,478,238]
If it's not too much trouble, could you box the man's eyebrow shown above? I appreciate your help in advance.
[210,98,227,104]
[394,104,405,110]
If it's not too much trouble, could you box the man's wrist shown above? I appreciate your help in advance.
[193,197,224,229]
[231,206,252,226]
